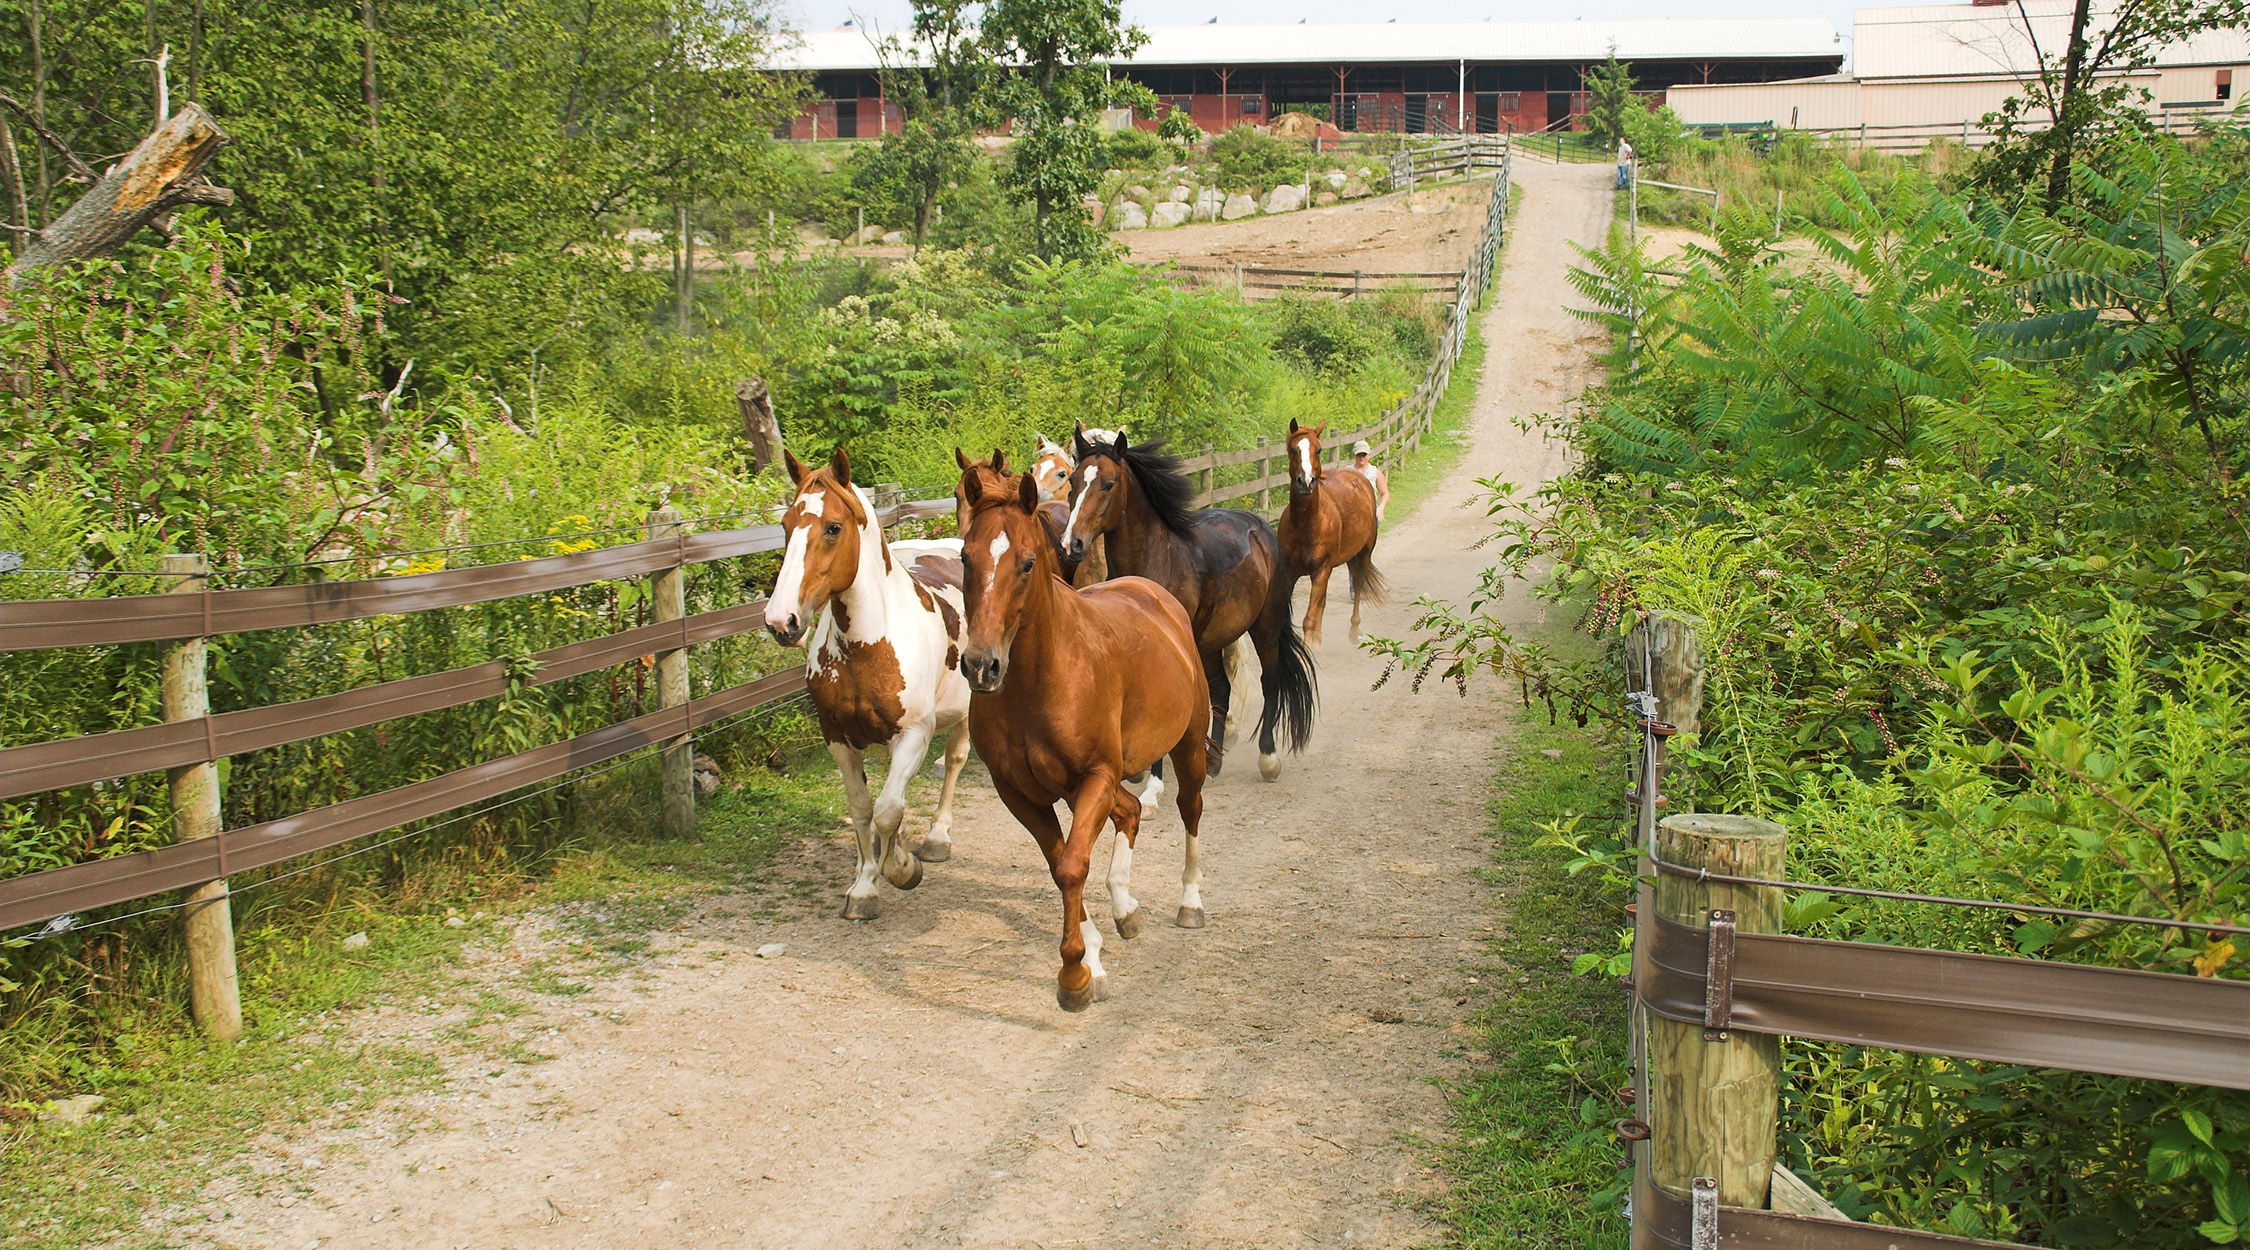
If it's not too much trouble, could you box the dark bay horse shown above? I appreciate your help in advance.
[957,466,1211,1012]
[1060,426,1316,781]
[1277,419,1386,649]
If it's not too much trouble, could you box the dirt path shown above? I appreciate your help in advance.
[214,162,1611,1250]
[1117,179,1494,273]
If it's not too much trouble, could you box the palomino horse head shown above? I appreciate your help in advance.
[953,447,1011,534]
[955,466,1049,693]
[767,447,871,647]
[1031,436,1074,504]
[1062,423,1133,562]
[1286,419,1327,496]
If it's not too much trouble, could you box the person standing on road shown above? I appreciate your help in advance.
[1617,137,1635,190]
[1349,440,1390,524]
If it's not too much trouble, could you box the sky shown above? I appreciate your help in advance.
[772,0,1864,67]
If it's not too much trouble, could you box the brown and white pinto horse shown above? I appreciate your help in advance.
[767,448,973,920]
[1276,419,1387,649]
[1061,426,1317,780]
[956,465,1210,1012]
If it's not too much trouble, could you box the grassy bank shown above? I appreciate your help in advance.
[1440,710,1634,1248]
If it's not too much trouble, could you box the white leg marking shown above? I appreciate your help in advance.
[1179,833,1204,913]
[1108,834,1139,921]
[1080,918,1107,987]
[831,743,881,907]
[875,725,935,885]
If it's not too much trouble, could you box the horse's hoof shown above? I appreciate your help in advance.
[1057,980,1097,1013]
[888,857,925,891]
[841,894,881,921]
[1258,752,1280,782]
[1115,907,1145,940]
[1093,973,1111,1002]
[914,838,952,864]
[1207,754,1224,778]
[1175,905,1207,929]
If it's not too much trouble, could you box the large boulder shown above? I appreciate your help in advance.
[1114,200,1149,230]
[1125,184,1153,201]
[1194,187,1226,222]
[1221,192,1257,220]
[1082,194,1105,225]
[1167,184,1193,203]
[879,231,906,245]
[1339,178,1373,199]
[1262,183,1307,214]
[1151,201,1191,228]
[1325,170,1348,189]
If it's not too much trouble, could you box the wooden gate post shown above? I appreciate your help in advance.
[1650,811,1786,1210]
[1255,435,1271,511]
[647,508,693,836]
[162,554,241,1041]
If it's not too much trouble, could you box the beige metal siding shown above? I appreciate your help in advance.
[1669,80,1859,128]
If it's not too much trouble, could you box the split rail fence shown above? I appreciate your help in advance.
[0,145,1511,1034]
[1620,615,2250,1250]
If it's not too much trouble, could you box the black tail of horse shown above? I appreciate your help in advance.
[1259,611,1319,754]
[1347,546,1389,607]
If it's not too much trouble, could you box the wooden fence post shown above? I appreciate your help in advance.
[1649,811,1786,1210]
[1255,435,1271,511]
[647,508,693,836]
[162,553,241,1042]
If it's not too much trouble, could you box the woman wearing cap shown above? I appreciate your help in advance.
[1348,440,1390,523]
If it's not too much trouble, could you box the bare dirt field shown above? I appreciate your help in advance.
[1116,179,1496,274]
[181,161,1612,1250]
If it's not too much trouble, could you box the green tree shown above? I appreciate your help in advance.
[1582,53,1637,150]
[976,0,1149,260]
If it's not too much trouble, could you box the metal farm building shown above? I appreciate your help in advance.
[767,18,1844,140]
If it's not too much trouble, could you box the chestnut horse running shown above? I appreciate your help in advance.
[1277,419,1387,649]
[767,448,973,920]
[1061,426,1316,780]
[957,465,1210,1012]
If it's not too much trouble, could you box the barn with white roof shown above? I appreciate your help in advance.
[767,17,1845,139]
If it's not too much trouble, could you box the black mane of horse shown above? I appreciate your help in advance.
[1099,437,1199,540]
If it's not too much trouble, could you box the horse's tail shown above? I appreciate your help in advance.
[1347,544,1390,607]
[1258,611,1319,755]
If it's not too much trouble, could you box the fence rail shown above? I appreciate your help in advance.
[1621,615,2250,1249]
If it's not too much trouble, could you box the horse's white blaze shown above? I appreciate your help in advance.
[1295,441,1314,484]
[767,519,813,632]
[1061,464,1100,549]
[1080,918,1106,983]
[1108,831,1139,921]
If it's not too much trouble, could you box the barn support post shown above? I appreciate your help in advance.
[1648,811,1786,1211]
[648,507,694,836]
[162,553,242,1042]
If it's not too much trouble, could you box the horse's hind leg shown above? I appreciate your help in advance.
[917,723,971,864]
[1168,728,1209,929]
[1204,649,1230,777]
[1106,785,1145,939]
[830,743,883,920]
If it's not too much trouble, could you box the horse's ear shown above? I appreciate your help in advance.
[1110,427,1130,458]
[1017,469,1041,513]
[992,448,1010,474]
[1312,423,1326,438]
[1073,421,1092,460]
[829,446,853,486]
[1288,418,1299,435]
[784,449,808,487]
[955,446,974,472]
[961,464,986,507]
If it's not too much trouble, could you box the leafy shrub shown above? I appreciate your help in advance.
[1211,124,1308,192]
[1099,125,1169,169]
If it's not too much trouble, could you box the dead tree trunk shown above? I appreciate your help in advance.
[736,377,784,475]
[2,102,234,288]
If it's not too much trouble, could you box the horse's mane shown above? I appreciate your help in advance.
[1108,438,1197,539]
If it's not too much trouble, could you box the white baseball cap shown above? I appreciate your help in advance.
[1351,440,1371,456]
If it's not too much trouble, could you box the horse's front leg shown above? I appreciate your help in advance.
[830,743,882,920]
[1055,772,1118,1012]
[1303,563,1337,650]
[874,723,935,890]
[917,723,971,864]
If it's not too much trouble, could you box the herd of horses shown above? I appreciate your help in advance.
[761,421,1387,1011]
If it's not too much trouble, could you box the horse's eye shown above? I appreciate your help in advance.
[824,522,843,539]
[1101,479,1114,491]
[1019,556,1036,574]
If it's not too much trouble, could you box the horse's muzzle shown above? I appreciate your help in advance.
[766,613,806,647]
[1066,535,1087,560]
[960,649,1007,693]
